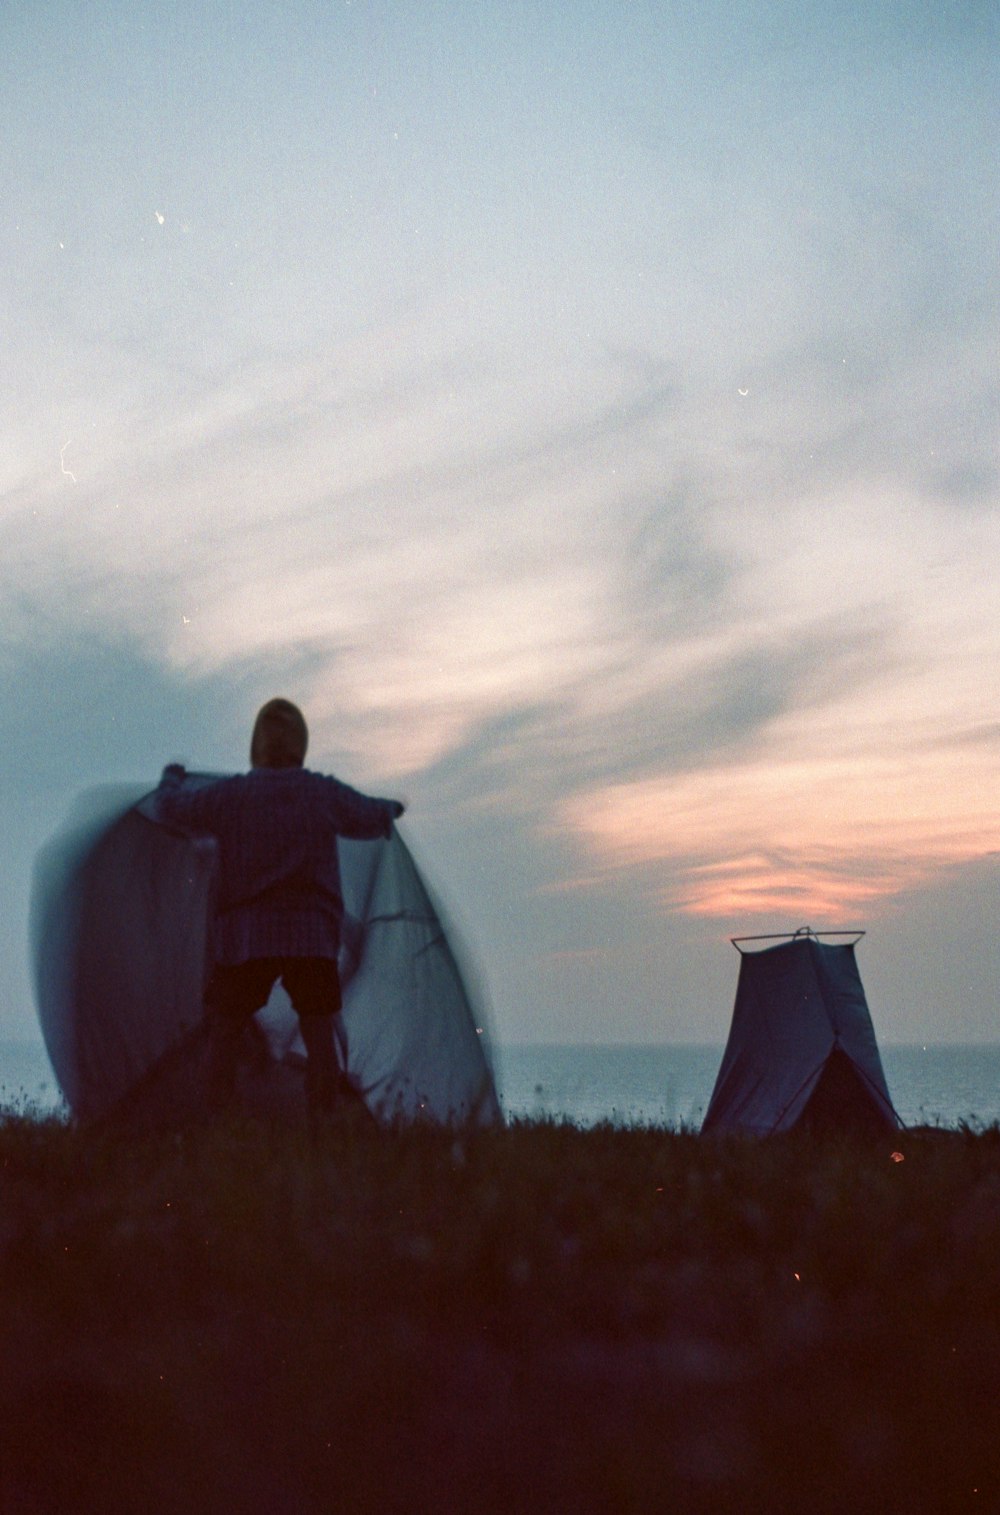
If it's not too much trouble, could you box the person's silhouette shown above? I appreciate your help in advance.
[155,698,404,1113]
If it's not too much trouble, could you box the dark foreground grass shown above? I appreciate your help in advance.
[3,1111,1000,1514]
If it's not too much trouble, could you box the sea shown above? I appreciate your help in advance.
[3,1038,1000,1130]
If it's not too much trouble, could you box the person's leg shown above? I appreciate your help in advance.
[204,960,279,1108]
[280,958,343,1113]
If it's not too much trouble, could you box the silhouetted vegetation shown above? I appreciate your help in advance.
[2,1110,999,1512]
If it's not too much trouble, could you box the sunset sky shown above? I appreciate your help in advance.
[2,1,997,1048]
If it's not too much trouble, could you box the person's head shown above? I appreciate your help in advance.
[250,698,309,769]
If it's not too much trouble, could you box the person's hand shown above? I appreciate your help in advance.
[392,800,406,819]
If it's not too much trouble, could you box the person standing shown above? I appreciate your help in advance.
[155,698,404,1114]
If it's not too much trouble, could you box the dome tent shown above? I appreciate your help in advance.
[31,778,500,1127]
[701,929,900,1137]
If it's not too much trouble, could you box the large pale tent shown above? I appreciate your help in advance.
[31,777,500,1127]
[702,930,900,1136]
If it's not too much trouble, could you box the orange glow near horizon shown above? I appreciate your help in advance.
[664,852,911,920]
[561,740,999,920]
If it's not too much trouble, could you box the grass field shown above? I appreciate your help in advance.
[2,1109,999,1513]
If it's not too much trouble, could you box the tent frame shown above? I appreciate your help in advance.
[731,926,865,954]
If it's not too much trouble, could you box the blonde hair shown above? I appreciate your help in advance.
[250,699,308,769]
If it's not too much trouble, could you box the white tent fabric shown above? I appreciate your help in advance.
[701,933,900,1136]
[31,778,500,1127]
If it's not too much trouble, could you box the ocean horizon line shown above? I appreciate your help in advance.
[5,1033,1000,1051]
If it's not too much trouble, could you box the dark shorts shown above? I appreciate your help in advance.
[206,957,342,1019]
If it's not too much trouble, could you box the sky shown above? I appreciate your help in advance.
[1,0,997,1050]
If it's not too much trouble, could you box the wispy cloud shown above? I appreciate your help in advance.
[2,0,997,1040]
[562,734,1000,922]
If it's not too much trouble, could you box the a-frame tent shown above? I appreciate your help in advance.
[701,929,900,1136]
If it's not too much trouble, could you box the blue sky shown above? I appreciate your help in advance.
[2,1,997,1047]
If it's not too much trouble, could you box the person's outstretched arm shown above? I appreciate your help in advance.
[322,775,404,839]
